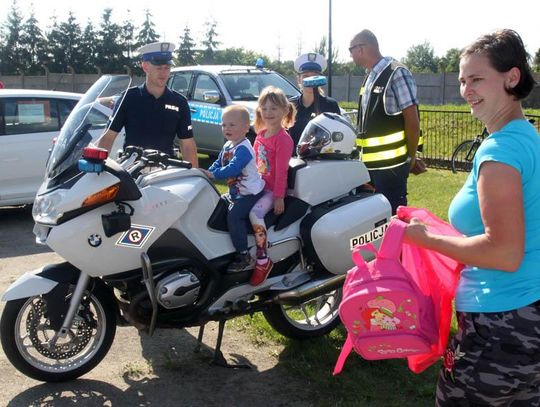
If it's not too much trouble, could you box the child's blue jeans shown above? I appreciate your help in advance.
[227,190,265,252]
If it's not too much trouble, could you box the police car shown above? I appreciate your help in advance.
[167,65,300,156]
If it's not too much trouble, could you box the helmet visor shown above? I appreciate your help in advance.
[297,122,331,158]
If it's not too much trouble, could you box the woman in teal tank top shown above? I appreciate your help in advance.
[400,29,540,406]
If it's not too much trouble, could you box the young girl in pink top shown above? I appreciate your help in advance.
[249,86,296,286]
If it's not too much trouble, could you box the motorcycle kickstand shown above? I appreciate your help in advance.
[209,319,251,369]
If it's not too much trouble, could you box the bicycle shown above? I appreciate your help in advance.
[451,119,536,173]
[451,127,488,173]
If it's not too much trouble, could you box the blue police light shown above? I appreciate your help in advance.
[303,75,327,88]
[255,58,264,69]
[78,159,104,173]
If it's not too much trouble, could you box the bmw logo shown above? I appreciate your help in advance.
[88,234,102,247]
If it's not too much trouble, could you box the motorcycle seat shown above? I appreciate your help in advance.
[207,195,309,233]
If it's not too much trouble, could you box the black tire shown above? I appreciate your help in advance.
[451,140,478,173]
[0,283,117,382]
[262,288,342,340]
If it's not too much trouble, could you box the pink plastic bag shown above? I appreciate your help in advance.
[396,206,463,373]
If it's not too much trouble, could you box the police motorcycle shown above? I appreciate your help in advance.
[0,75,391,382]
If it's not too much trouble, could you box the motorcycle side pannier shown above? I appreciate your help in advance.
[300,193,391,275]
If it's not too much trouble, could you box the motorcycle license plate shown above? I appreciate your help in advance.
[349,223,389,249]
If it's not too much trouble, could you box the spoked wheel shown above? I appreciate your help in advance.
[263,288,342,339]
[451,140,478,173]
[0,284,116,382]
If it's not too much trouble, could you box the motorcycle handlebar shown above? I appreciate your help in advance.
[166,157,192,169]
[119,146,191,169]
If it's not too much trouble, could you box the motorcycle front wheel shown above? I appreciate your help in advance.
[0,284,116,382]
[262,288,342,339]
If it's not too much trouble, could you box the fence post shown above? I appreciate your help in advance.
[42,64,50,90]
[346,73,351,102]
[18,69,25,89]
[67,65,75,92]
[440,71,446,105]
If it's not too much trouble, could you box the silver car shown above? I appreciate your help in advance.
[0,89,123,207]
[167,65,300,156]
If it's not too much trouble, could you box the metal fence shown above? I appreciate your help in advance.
[345,109,540,171]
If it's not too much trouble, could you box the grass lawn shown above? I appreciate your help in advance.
[228,167,469,406]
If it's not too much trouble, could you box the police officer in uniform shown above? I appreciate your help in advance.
[98,41,198,167]
[350,29,423,214]
[288,53,341,150]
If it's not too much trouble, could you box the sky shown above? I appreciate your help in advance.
[8,0,540,63]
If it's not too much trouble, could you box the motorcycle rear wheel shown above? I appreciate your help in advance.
[0,284,116,382]
[262,288,342,339]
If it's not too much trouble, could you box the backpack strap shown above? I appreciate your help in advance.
[333,334,354,375]
[377,218,406,260]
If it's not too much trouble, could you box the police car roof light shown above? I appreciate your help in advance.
[83,146,109,161]
[255,58,264,69]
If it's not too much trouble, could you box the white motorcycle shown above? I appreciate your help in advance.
[0,75,391,382]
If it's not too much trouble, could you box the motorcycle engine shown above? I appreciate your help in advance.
[156,270,201,309]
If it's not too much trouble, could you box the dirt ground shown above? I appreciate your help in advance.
[0,206,314,407]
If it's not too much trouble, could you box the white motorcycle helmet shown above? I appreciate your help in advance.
[297,112,357,160]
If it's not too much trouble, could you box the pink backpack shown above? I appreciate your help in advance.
[333,218,437,375]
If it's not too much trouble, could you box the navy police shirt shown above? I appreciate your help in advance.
[109,84,193,156]
[289,93,340,150]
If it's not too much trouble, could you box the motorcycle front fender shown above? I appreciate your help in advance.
[2,262,80,301]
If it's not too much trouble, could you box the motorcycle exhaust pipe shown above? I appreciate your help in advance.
[271,273,346,306]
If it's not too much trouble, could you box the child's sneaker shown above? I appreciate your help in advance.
[249,259,274,286]
[227,252,255,273]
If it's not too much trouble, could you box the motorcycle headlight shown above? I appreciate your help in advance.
[33,190,67,224]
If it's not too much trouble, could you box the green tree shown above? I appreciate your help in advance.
[121,10,136,61]
[533,48,540,72]
[268,59,295,77]
[176,24,197,66]
[96,8,125,73]
[402,41,439,73]
[0,0,25,74]
[44,16,66,72]
[200,19,220,64]
[58,12,84,71]
[136,9,159,48]
[312,36,339,66]
[213,47,263,66]
[79,20,98,73]
[438,48,461,73]
[20,6,46,74]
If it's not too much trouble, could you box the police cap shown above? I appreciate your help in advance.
[137,42,176,65]
[294,53,327,74]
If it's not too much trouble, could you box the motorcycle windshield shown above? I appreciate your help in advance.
[45,75,132,180]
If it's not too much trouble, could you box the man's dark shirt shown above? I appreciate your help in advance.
[289,93,341,149]
[109,84,193,156]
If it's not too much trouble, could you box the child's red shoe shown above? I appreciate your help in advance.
[249,259,273,286]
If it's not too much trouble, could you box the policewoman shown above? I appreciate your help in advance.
[350,30,423,214]
[98,41,198,167]
[288,53,340,150]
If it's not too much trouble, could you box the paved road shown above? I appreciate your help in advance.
[0,207,312,407]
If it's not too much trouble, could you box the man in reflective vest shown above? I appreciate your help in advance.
[350,29,424,214]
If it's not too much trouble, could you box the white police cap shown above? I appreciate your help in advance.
[294,53,327,74]
[136,42,176,65]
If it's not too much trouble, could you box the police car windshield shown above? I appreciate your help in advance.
[45,75,131,180]
[221,72,299,101]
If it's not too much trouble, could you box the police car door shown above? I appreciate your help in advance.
[190,73,224,155]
